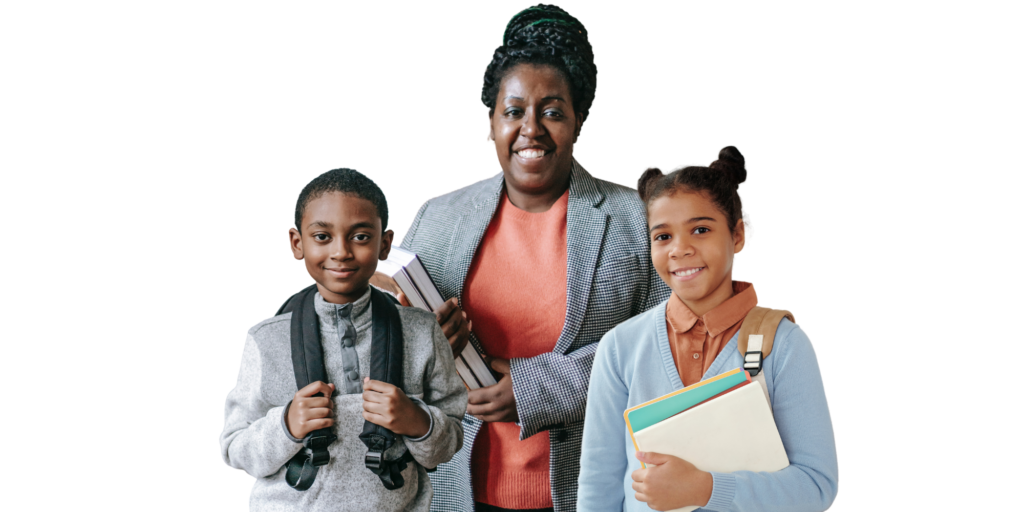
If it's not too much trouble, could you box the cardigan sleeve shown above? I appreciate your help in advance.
[575,328,629,512]
[703,323,839,512]
[220,332,304,478]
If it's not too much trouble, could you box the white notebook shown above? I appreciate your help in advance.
[632,381,790,512]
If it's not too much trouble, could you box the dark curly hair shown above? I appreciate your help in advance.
[294,168,389,233]
[637,147,748,233]
[482,4,597,122]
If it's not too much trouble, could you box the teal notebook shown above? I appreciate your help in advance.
[625,369,750,434]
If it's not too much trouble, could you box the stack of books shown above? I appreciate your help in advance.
[624,368,790,512]
[376,247,498,390]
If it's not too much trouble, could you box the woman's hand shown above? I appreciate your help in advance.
[630,451,713,511]
[467,358,517,422]
[435,297,471,357]
[361,378,431,438]
[369,272,411,306]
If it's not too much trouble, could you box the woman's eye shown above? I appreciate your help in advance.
[692,227,711,235]
[544,109,563,117]
[503,107,523,117]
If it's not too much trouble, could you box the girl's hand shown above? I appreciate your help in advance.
[631,451,713,511]
[467,358,517,422]
[285,381,336,439]
[361,378,430,438]
[435,297,472,357]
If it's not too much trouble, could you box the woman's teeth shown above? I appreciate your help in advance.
[517,149,546,159]
[673,267,703,277]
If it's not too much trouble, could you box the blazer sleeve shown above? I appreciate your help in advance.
[400,201,429,250]
[576,329,629,512]
[703,324,839,512]
[220,332,304,478]
[508,341,598,439]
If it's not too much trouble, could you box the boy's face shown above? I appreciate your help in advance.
[647,190,745,316]
[289,192,393,304]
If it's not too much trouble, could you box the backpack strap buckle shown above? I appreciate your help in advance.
[304,432,337,467]
[743,334,764,377]
[364,451,383,471]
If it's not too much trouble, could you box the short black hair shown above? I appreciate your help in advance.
[294,168,388,232]
[482,4,597,122]
[638,147,748,233]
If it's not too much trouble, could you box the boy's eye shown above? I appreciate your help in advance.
[313,233,330,242]
[692,227,711,235]
[352,233,371,242]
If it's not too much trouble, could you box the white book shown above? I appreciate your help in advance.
[632,381,790,512]
[377,248,497,389]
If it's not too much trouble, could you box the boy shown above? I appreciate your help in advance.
[220,168,467,511]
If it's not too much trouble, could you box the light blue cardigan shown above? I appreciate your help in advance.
[577,299,838,512]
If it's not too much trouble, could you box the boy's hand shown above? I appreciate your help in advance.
[436,297,471,357]
[362,377,430,438]
[286,381,336,440]
[630,451,713,511]
[467,358,517,423]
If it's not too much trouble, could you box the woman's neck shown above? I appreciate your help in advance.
[505,175,571,213]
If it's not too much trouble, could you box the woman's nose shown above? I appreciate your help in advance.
[519,109,545,139]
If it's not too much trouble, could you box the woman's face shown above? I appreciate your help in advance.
[489,63,582,198]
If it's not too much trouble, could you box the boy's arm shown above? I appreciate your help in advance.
[220,332,304,478]
[403,320,467,468]
[576,329,628,512]
[703,324,839,512]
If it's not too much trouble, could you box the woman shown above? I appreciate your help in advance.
[396,6,669,512]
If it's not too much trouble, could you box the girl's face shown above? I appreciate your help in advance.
[648,190,745,317]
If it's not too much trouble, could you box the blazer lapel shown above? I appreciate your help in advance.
[554,160,608,354]
[450,173,504,299]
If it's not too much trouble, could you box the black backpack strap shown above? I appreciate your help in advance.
[280,285,337,491]
[359,287,414,490]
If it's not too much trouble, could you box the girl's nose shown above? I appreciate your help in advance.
[669,237,694,259]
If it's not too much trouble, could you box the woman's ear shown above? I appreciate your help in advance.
[488,110,496,141]
[289,228,304,260]
[573,113,584,142]
[379,229,394,260]
[732,219,746,253]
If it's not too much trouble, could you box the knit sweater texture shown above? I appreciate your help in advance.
[577,299,838,512]
[220,287,467,512]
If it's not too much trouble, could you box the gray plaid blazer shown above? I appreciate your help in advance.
[401,161,670,512]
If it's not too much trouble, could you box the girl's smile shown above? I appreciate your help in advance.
[669,266,706,281]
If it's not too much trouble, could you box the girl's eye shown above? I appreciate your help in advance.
[653,233,670,242]
[313,233,329,242]
[692,227,711,235]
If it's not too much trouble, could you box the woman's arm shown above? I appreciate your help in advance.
[703,324,839,512]
[508,342,599,439]
[576,329,629,511]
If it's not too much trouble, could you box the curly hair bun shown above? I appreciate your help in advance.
[637,167,664,202]
[709,146,747,187]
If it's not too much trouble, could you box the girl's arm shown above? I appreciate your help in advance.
[576,329,630,512]
[704,322,839,512]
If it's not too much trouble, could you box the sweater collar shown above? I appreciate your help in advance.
[313,286,372,329]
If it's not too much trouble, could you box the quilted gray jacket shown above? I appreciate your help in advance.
[401,161,670,512]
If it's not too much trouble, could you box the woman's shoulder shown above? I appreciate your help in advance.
[417,172,503,211]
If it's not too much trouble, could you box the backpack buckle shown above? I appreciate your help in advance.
[743,350,763,377]
[303,433,337,467]
[365,451,383,472]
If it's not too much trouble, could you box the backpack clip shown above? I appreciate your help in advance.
[304,432,337,467]
[365,451,383,471]
[743,334,765,377]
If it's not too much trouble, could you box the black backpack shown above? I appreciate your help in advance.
[276,284,415,491]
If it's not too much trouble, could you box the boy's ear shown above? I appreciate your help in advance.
[732,219,746,253]
[289,228,304,260]
[379,229,394,261]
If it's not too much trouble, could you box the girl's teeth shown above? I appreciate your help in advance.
[518,149,545,159]
[675,267,703,276]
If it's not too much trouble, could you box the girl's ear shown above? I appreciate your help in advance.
[379,229,394,260]
[289,228,304,260]
[732,219,746,253]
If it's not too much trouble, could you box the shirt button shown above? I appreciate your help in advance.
[347,370,359,381]
[693,353,700,359]
[342,338,353,348]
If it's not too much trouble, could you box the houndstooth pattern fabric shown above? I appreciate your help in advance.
[401,161,670,512]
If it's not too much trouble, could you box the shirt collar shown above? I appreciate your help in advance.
[313,286,372,328]
[666,282,758,338]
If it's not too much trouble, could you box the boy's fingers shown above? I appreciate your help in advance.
[362,378,397,394]
[303,418,334,431]
[302,406,333,420]
[299,397,333,409]
[297,380,334,398]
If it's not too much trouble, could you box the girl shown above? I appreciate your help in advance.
[576,147,838,511]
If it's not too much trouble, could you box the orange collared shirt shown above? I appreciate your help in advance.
[665,281,758,386]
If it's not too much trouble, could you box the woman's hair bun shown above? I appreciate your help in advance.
[709,146,746,187]
[637,167,664,202]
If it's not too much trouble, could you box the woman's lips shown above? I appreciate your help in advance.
[513,148,552,163]
[670,266,705,282]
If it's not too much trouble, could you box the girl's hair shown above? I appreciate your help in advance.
[481,4,597,122]
[638,146,748,232]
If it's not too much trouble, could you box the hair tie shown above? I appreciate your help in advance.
[503,7,585,45]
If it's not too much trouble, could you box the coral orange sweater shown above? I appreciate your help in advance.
[461,190,568,509]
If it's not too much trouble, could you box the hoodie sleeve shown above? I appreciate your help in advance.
[219,332,304,478]
[403,320,467,468]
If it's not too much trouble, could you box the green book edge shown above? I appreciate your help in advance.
[627,371,750,433]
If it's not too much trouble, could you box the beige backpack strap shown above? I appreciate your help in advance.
[737,307,795,409]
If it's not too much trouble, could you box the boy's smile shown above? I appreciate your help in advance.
[289,192,393,304]
[647,190,745,317]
